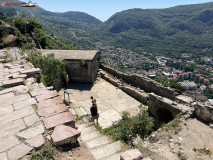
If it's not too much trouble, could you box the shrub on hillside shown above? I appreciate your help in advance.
[27,49,67,89]
[102,107,154,145]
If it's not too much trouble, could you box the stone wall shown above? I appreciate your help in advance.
[101,65,213,124]
[148,93,193,118]
[100,64,177,100]
[66,60,93,83]
[101,71,149,105]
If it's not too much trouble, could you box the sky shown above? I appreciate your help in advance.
[22,0,213,21]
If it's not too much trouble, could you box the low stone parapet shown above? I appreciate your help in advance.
[101,70,149,105]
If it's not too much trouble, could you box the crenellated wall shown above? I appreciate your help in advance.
[100,64,177,100]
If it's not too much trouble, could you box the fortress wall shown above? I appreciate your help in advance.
[101,64,176,100]
[101,71,149,105]
[100,64,213,123]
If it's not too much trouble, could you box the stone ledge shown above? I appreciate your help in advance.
[2,78,24,88]
[51,125,80,146]
[43,112,75,130]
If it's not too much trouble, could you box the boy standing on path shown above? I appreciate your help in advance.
[90,96,99,125]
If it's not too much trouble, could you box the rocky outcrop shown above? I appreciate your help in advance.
[195,103,213,122]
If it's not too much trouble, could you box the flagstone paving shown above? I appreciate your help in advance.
[60,79,141,129]
[0,51,77,160]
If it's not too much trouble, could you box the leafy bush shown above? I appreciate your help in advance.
[177,151,187,160]
[28,49,67,89]
[102,108,154,145]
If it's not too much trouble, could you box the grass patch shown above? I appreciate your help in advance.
[0,87,5,91]
[28,143,57,160]
[75,115,86,124]
[177,151,187,160]
[162,114,182,134]
[32,104,38,112]
[193,147,212,156]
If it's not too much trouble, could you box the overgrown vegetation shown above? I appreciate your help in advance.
[97,107,154,145]
[27,49,67,89]
[14,18,76,50]
[177,151,187,160]
[80,60,88,68]
[0,87,5,91]
[162,114,182,134]
[0,11,77,50]
[193,147,212,156]
[155,77,185,92]
[28,143,57,160]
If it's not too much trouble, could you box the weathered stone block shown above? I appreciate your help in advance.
[120,149,143,160]
[26,134,45,148]
[51,125,80,146]
[2,78,24,87]
[0,152,7,160]
[12,74,27,79]
[30,89,49,97]
[0,135,20,152]
[17,123,45,139]
[0,107,35,126]
[37,96,64,110]
[37,104,68,118]
[35,90,59,102]
[23,113,40,127]
[13,98,36,110]
[43,112,75,130]
[0,119,26,138]
[20,68,40,76]
[8,143,33,160]
[0,105,14,116]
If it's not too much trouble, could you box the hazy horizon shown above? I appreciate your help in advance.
[20,0,213,21]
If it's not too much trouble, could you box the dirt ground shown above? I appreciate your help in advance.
[138,118,213,160]
[54,140,95,160]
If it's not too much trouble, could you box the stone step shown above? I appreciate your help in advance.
[79,106,88,116]
[86,136,111,149]
[100,152,124,160]
[80,126,96,135]
[77,123,89,131]
[74,107,88,117]
[81,131,102,142]
[90,141,124,160]
[2,78,24,87]
[69,108,77,116]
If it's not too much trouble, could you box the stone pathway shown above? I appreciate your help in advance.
[78,123,127,160]
[0,49,78,160]
[59,79,141,129]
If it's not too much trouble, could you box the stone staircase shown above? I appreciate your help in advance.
[78,123,126,160]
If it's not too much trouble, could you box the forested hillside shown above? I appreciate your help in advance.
[1,1,213,58]
[0,12,76,49]
[94,2,213,58]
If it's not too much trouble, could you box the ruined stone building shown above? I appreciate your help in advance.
[41,50,101,83]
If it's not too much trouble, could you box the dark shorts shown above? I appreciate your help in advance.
[91,114,99,122]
